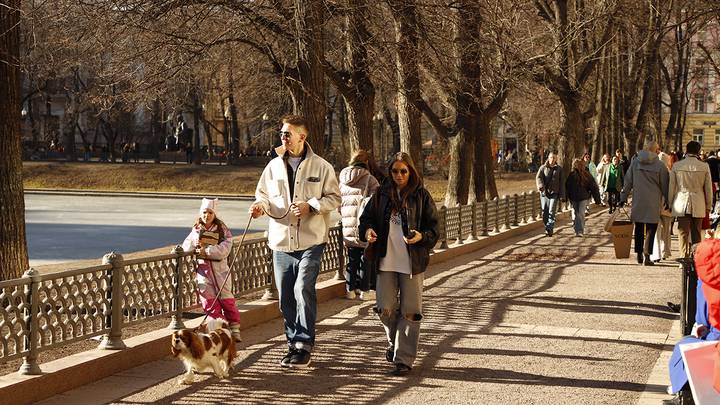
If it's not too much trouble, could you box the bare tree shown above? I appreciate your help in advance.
[1,0,29,280]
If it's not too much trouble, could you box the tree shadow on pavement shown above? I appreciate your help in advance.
[112,217,675,404]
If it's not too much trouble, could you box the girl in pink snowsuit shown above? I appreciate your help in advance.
[182,198,241,341]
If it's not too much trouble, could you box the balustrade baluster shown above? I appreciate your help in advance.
[19,268,41,375]
[439,206,449,249]
[99,252,126,350]
[467,202,478,241]
[168,246,186,330]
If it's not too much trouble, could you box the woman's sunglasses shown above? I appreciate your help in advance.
[391,169,409,175]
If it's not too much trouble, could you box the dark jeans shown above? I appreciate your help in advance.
[634,222,658,255]
[272,243,325,352]
[345,247,367,292]
[607,190,620,211]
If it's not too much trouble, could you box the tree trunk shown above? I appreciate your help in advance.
[383,107,401,154]
[341,0,375,154]
[0,0,28,280]
[558,97,585,174]
[289,0,327,156]
[444,127,474,206]
[389,0,423,175]
[152,98,162,163]
[474,115,498,201]
[192,90,202,165]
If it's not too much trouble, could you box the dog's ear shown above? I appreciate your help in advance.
[170,332,181,357]
[188,331,205,359]
[194,323,208,334]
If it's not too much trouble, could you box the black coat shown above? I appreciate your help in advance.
[565,171,601,204]
[358,180,439,275]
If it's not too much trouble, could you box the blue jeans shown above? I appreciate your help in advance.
[571,199,589,234]
[273,244,325,352]
[540,194,560,232]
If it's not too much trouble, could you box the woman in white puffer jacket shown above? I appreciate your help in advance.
[339,150,380,299]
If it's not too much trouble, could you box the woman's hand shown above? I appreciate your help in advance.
[404,229,423,244]
[366,228,377,243]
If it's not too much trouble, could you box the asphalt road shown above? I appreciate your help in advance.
[25,194,340,266]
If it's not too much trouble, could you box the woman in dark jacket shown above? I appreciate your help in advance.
[566,158,601,237]
[359,152,439,376]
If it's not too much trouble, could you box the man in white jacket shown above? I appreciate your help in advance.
[669,140,712,258]
[249,115,341,369]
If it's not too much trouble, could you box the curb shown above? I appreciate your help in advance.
[25,189,255,200]
[0,208,579,404]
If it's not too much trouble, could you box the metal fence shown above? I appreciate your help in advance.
[1,191,554,374]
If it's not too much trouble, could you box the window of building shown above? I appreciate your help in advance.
[694,128,705,145]
[694,93,706,113]
[716,129,720,145]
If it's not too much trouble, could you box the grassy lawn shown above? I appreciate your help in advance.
[23,161,537,201]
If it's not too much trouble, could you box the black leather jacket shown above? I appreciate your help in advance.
[358,180,439,275]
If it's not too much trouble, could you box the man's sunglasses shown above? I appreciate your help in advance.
[391,169,409,175]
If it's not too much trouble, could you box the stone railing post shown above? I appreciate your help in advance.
[512,194,519,226]
[335,226,345,281]
[456,205,464,245]
[168,245,186,330]
[467,202,478,241]
[19,268,42,375]
[439,206,449,249]
[481,201,489,236]
[531,191,539,220]
[99,252,127,350]
[493,198,500,233]
[504,196,511,230]
[519,192,527,224]
[262,244,278,300]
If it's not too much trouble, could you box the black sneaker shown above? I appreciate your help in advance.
[386,346,394,362]
[288,349,311,368]
[643,255,654,266]
[391,363,411,376]
[280,348,298,368]
[636,252,643,264]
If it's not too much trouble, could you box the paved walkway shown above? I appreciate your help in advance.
[37,212,682,404]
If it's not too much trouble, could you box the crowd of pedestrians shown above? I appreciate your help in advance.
[534,140,720,404]
[180,115,720,397]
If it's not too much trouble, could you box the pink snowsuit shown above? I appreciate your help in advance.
[182,223,240,325]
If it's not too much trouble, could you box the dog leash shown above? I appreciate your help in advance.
[198,214,253,327]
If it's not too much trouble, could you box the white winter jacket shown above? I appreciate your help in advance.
[254,143,341,252]
[339,164,379,248]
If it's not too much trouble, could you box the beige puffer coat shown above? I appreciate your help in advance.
[339,164,379,248]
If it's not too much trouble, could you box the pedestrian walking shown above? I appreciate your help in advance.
[339,149,380,299]
[249,115,341,369]
[599,155,624,214]
[535,152,565,236]
[620,140,670,266]
[669,140,712,258]
[596,153,611,206]
[566,158,601,237]
[182,198,242,342]
[653,150,674,262]
[359,152,439,376]
[615,149,630,176]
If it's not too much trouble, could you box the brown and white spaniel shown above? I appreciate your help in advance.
[171,322,236,385]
